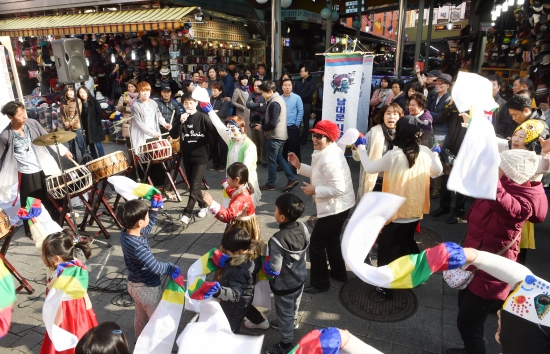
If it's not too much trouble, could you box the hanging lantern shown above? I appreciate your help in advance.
[446,21,453,30]
[281,0,292,8]
[352,20,361,29]
[331,11,339,22]
[111,54,116,63]
[147,50,151,60]
[320,8,331,20]
[256,0,268,3]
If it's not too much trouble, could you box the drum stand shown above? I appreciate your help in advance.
[51,137,111,248]
[165,153,210,191]
[0,225,34,294]
[137,158,183,202]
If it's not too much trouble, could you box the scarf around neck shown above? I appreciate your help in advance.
[240,85,249,92]
[381,123,396,149]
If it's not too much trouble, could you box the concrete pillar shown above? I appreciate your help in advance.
[424,0,435,72]
[271,0,282,80]
[414,0,426,64]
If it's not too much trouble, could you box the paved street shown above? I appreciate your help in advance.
[1,138,549,354]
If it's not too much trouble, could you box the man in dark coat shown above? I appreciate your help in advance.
[294,65,316,145]
[426,73,452,137]
[156,83,182,139]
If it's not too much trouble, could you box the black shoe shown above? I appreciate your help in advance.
[375,286,394,300]
[446,348,466,354]
[330,274,347,282]
[430,207,451,217]
[270,319,299,330]
[304,285,330,294]
[282,180,299,192]
[266,341,294,354]
[446,214,463,224]
[260,184,276,191]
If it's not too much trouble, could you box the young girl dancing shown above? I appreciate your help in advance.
[40,229,98,354]
[202,162,261,241]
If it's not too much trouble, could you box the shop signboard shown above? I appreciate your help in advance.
[281,10,323,24]
[357,55,374,133]
[434,24,462,31]
[323,52,364,134]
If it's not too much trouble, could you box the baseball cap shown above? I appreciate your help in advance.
[426,70,442,77]
[161,83,171,92]
[198,75,207,83]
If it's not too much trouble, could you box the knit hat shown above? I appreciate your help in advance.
[309,120,341,142]
[499,150,538,184]
[513,119,546,151]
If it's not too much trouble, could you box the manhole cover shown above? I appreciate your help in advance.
[339,278,418,323]
[416,227,443,251]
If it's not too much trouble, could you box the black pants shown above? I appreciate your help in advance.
[300,104,312,140]
[313,109,322,128]
[20,171,59,236]
[224,300,265,334]
[209,129,228,169]
[182,161,207,216]
[457,287,500,354]
[440,173,466,215]
[377,221,419,267]
[282,125,301,162]
[309,209,349,289]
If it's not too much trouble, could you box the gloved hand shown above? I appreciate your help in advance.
[189,279,221,300]
[212,248,230,269]
[354,133,366,147]
[221,178,228,189]
[171,266,185,288]
[199,102,213,113]
[151,193,164,209]
[431,144,441,154]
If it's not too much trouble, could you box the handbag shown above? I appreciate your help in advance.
[443,230,522,290]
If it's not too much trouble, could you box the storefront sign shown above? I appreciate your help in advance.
[0,45,15,130]
[323,53,364,133]
[434,24,462,31]
[282,10,323,24]
[357,56,374,133]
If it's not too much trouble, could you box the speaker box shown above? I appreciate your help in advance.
[51,38,89,84]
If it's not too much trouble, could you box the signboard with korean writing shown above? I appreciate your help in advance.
[281,9,323,24]
[322,53,364,135]
[357,55,374,133]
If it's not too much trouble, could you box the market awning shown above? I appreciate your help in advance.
[0,7,197,37]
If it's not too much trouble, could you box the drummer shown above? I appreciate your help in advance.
[130,81,173,186]
[155,83,182,140]
[0,101,74,237]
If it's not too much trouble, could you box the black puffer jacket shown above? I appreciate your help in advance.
[438,103,467,156]
[155,98,181,139]
[83,99,106,144]
[215,240,263,332]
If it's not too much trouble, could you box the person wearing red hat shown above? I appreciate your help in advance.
[288,120,355,294]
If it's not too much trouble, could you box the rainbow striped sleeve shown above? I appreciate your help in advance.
[388,242,466,289]
[107,176,161,201]
[17,197,42,220]
[161,278,186,305]
[51,260,89,299]
[187,277,220,300]
[0,260,16,338]
[289,327,341,354]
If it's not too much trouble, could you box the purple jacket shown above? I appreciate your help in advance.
[464,176,548,301]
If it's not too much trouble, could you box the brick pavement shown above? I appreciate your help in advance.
[1,138,549,354]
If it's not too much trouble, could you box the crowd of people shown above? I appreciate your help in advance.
[1,57,550,354]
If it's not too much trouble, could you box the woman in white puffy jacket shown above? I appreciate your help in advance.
[288,120,355,294]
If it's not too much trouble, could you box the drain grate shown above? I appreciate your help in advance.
[339,278,418,323]
[416,227,443,251]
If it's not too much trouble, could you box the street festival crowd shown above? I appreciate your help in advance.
[1,63,550,354]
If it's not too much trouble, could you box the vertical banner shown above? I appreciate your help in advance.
[0,45,15,131]
[323,53,364,137]
[357,55,374,134]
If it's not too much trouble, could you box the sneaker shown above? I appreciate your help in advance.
[260,184,276,191]
[209,165,217,171]
[244,318,269,329]
[270,319,299,330]
[218,168,225,173]
[197,207,208,219]
[266,342,294,354]
[180,215,191,225]
[282,180,299,192]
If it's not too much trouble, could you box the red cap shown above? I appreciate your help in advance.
[309,120,341,142]
[198,75,207,83]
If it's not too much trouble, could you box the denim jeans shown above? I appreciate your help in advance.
[89,142,105,159]
[68,129,85,160]
[267,139,295,187]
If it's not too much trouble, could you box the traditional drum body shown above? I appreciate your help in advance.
[86,151,129,182]
[0,209,10,239]
[136,139,172,163]
[168,136,180,155]
[46,166,93,199]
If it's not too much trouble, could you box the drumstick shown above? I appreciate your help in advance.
[161,132,170,136]
[68,157,80,166]
[169,110,175,127]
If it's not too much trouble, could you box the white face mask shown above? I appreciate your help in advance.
[227,124,243,140]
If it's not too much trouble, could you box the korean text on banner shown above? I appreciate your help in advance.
[357,55,374,133]
[323,53,364,136]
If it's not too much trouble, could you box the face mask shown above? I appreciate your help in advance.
[503,274,550,327]
[227,124,243,140]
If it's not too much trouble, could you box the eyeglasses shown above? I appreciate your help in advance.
[312,132,326,140]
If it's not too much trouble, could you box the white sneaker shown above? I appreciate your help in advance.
[197,207,208,219]
[180,215,190,224]
[244,318,269,330]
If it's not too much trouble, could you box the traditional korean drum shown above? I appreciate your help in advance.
[136,139,172,163]
[46,166,92,199]
[86,151,129,182]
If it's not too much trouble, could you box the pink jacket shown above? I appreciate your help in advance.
[464,176,548,301]
[370,89,395,108]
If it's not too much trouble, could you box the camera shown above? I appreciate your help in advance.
[249,114,262,129]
